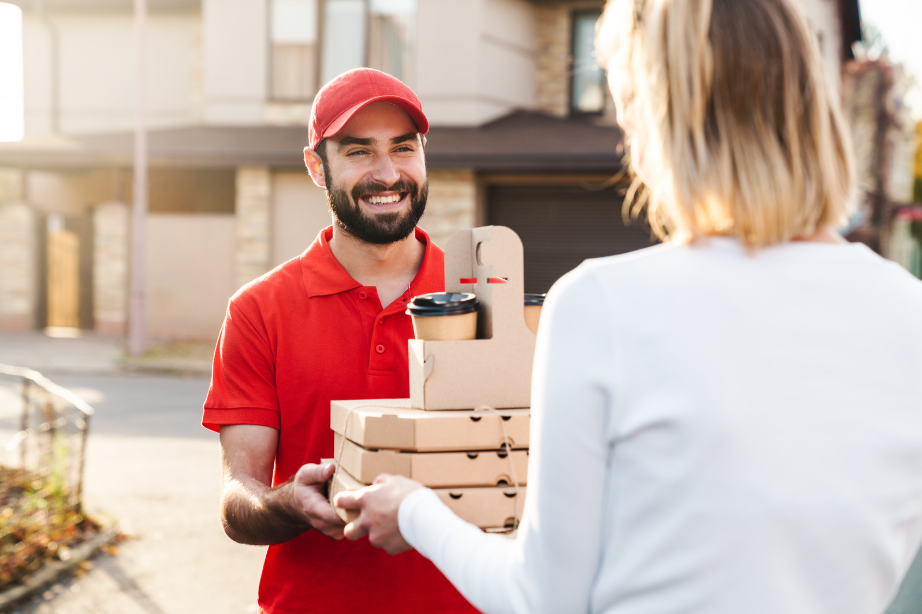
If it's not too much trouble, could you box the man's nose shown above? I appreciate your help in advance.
[369,154,401,187]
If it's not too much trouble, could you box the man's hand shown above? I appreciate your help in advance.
[220,425,345,545]
[292,462,346,540]
[334,474,423,555]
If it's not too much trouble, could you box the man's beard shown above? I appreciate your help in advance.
[326,174,428,246]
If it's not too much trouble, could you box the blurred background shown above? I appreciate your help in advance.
[0,0,918,345]
[0,1,920,612]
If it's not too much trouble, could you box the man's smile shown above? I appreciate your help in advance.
[360,190,409,211]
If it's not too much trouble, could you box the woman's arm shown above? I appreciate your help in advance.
[340,265,617,614]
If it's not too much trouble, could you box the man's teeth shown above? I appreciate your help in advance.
[365,194,402,205]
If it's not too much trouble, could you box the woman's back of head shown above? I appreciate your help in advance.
[598,0,857,248]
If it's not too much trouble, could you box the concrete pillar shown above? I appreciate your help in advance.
[235,166,272,289]
[420,170,477,248]
[0,202,38,331]
[93,201,130,335]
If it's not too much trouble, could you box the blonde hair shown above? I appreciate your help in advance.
[597,0,857,248]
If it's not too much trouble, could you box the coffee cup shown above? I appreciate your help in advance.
[524,293,546,335]
[407,293,480,341]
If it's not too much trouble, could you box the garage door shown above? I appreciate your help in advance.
[487,184,657,293]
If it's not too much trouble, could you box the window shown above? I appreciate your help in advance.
[271,0,320,100]
[570,10,605,115]
[270,0,416,101]
[367,0,415,83]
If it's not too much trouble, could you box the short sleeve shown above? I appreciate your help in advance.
[202,297,280,432]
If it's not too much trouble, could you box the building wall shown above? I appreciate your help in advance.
[0,202,37,331]
[145,213,236,340]
[420,169,477,248]
[417,0,536,126]
[202,0,268,124]
[535,5,570,118]
[93,202,130,336]
[271,171,331,267]
[26,169,119,216]
[235,166,272,288]
[22,10,200,136]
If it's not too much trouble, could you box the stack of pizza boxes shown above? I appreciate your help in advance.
[329,226,536,531]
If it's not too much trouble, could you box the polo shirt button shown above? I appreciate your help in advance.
[377,318,384,325]
[359,291,367,300]
[375,344,385,354]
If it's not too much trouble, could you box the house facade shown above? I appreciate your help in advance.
[0,0,861,339]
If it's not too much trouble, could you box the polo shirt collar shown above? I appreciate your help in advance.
[300,225,438,298]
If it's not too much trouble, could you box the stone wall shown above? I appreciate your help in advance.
[535,5,570,118]
[420,170,477,248]
[235,166,272,289]
[0,202,37,331]
[0,168,24,205]
[93,202,130,335]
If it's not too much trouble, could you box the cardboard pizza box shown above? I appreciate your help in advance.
[329,465,526,530]
[333,433,528,488]
[327,463,360,524]
[330,398,530,451]
[408,226,537,410]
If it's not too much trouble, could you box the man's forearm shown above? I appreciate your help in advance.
[222,474,312,545]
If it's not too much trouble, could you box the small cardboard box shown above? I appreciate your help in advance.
[409,226,537,410]
[329,466,526,530]
[334,433,528,488]
[330,399,530,451]
[328,465,360,524]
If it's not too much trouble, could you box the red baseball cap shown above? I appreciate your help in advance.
[308,68,429,151]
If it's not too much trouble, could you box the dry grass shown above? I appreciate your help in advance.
[0,466,101,590]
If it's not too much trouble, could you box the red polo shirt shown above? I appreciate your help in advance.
[203,226,477,614]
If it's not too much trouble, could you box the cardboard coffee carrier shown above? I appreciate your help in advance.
[409,226,536,410]
[329,226,536,531]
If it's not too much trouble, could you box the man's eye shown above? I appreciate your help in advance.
[346,150,368,157]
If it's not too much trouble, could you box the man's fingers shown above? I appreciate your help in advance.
[307,496,347,526]
[314,519,346,540]
[294,462,336,486]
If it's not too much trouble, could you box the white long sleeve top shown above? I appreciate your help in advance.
[399,237,922,614]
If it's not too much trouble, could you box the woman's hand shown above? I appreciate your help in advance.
[333,474,424,555]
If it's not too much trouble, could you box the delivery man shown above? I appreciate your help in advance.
[202,68,477,613]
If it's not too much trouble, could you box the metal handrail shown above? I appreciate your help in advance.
[0,363,94,507]
[0,364,94,417]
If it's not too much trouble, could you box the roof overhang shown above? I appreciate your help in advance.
[0,111,626,174]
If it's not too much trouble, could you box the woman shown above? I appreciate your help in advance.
[334,0,922,612]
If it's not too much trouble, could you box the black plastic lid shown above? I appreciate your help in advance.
[524,293,546,306]
[406,292,480,317]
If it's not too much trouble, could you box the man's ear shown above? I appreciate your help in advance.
[421,134,427,147]
[304,147,327,188]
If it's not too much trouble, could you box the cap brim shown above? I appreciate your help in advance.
[319,95,430,147]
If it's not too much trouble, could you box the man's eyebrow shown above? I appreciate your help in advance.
[390,132,419,144]
[337,136,374,149]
